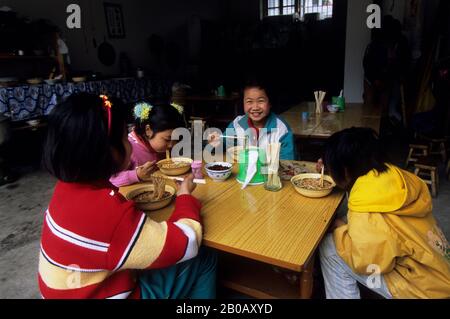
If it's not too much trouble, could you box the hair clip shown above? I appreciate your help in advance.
[134,102,152,121]
[99,95,112,135]
[171,102,184,115]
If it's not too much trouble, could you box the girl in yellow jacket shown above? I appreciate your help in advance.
[319,127,450,299]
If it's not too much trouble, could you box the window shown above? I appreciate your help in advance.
[264,0,333,20]
[267,0,296,17]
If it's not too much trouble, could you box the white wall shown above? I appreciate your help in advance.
[0,0,221,76]
[343,0,373,103]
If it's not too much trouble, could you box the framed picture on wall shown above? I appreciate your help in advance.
[104,3,125,38]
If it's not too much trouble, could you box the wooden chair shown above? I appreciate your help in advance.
[405,143,429,168]
[414,158,439,197]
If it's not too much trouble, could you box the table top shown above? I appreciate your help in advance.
[120,163,344,272]
[281,102,382,138]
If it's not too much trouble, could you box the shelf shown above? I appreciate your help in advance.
[0,55,56,60]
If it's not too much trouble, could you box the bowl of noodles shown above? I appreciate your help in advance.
[290,173,336,198]
[156,157,193,176]
[126,177,176,211]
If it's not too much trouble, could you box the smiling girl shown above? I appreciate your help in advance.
[209,79,295,160]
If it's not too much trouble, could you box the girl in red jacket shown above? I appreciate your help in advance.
[39,93,216,299]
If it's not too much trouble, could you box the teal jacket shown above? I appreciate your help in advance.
[224,112,296,160]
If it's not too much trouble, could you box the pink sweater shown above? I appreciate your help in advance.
[110,132,160,187]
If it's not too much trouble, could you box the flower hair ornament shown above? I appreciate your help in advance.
[171,102,184,115]
[99,95,112,135]
[134,102,153,121]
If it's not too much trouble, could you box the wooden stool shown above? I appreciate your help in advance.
[414,159,439,197]
[418,135,448,163]
[405,143,429,168]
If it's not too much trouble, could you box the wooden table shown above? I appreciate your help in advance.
[281,102,382,138]
[120,163,344,299]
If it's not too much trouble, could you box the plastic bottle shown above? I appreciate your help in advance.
[191,161,203,179]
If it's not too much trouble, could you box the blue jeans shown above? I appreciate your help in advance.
[319,234,392,299]
[139,248,217,299]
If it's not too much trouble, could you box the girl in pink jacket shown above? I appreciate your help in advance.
[110,102,185,187]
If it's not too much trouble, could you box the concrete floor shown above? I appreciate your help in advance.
[0,157,449,299]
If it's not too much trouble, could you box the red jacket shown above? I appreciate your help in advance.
[38,181,202,299]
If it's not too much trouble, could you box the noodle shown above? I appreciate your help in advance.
[150,176,166,201]
[159,161,190,169]
[294,178,333,191]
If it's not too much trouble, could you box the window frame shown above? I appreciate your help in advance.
[262,0,333,20]
[263,0,299,18]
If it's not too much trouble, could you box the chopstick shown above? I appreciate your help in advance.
[320,166,324,188]
[314,90,327,114]
[221,135,250,150]
[266,141,281,189]
[220,135,247,140]
[149,174,206,185]
[166,149,171,160]
[166,176,206,184]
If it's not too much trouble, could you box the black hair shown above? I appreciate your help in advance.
[133,102,185,140]
[242,77,271,98]
[323,127,390,187]
[43,93,128,183]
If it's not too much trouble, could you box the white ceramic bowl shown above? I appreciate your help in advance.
[26,78,43,85]
[156,157,193,176]
[26,119,41,127]
[327,105,340,113]
[44,79,60,85]
[205,162,233,182]
[291,173,336,198]
[72,76,87,83]
[125,184,176,211]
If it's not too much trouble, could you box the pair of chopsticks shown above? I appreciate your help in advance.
[165,176,206,185]
[149,173,206,185]
[314,91,327,114]
[319,165,325,188]
[266,141,281,189]
[221,135,249,149]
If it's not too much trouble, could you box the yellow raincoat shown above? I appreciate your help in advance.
[334,164,450,299]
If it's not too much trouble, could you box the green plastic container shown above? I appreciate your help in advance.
[236,148,266,186]
[332,96,346,112]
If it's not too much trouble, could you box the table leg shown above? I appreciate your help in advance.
[299,255,315,299]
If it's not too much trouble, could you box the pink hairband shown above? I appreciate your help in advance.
[100,95,112,135]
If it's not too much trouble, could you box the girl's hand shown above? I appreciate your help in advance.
[207,132,221,148]
[176,174,196,196]
[316,158,324,173]
[136,161,156,181]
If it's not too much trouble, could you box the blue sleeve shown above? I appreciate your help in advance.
[279,130,296,160]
